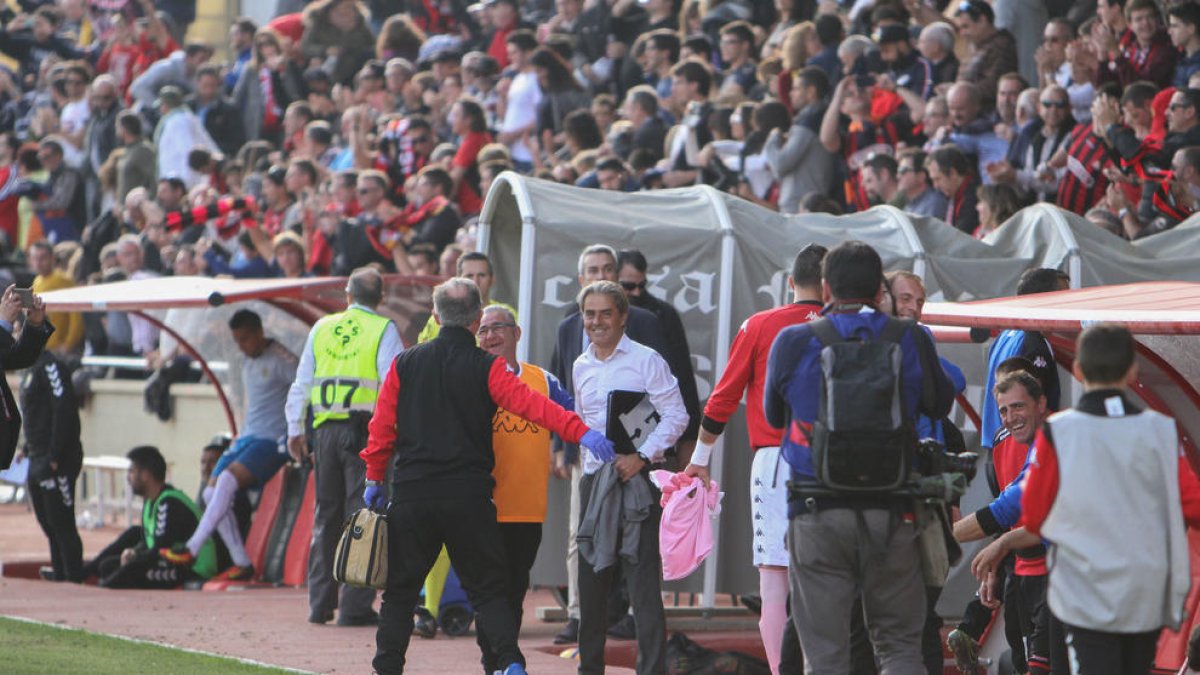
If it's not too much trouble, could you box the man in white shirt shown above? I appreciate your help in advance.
[152,86,217,189]
[572,280,687,675]
[496,30,542,172]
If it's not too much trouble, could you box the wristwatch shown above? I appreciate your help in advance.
[636,452,652,465]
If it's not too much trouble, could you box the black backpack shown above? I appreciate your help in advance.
[805,316,917,493]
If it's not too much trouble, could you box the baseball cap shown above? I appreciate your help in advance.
[154,85,184,109]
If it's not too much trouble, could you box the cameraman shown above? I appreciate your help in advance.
[764,241,955,671]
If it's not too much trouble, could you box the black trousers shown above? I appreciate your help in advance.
[27,461,83,582]
[1062,623,1160,675]
[577,472,666,675]
[476,522,543,674]
[87,526,197,589]
[373,492,522,674]
[1016,574,1051,673]
[956,562,1028,670]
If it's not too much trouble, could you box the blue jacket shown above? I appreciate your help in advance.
[764,309,956,487]
[980,442,1032,534]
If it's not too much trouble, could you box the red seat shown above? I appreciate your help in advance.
[282,472,316,586]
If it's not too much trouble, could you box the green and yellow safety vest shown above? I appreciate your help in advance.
[310,307,392,428]
[143,487,218,579]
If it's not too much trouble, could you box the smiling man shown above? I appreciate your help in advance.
[572,280,688,675]
[473,304,574,673]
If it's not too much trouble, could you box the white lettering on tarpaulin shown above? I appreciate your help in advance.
[646,267,670,303]
[542,275,573,309]
[692,353,713,400]
[674,272,717,315]
[757,270,790,308]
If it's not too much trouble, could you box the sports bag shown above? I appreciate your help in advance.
[333,508,388,589]
[806,316,916,493]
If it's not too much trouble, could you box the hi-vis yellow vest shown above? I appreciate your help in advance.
[310,307,392,428]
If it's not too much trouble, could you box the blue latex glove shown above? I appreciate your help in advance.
[364,484,387,511]
[581,429,616,463]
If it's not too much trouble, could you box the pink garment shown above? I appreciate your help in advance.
[650,470,724,581]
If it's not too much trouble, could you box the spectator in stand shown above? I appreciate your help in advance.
[1109,146,1200,239]
[113,234,158,355]
[718,21,758,101]
[487,0,530,70]
[191,64,245,159]
[1169,5,1200,90]
[1096,0,1177,89]
[820,74,912,212]
[993,0,1049,88]
[391,166,460,260]
[81,75,121,221]
[31,138,85,243]
[406,242,438,276]
[663,59,714,187]
[876,24,930,101]
[766,66,836,214]
[155,175,186,214]
[928,144,980,234]
[1037,19,1076,90]
[595,158,636,192]
[642,30,680,101]
[989,85,1075,203]
[448,97,493,215]
[152,86,217,189]
[940,82,1009,185]
[0,6,88,86]
[808,13,844,83]
[375,14,425,64]
[916,22,959,90]
[1049,95,1116,216]
[233,30,305,148]
[955,0,1019,109]
[299,0,375,86]
[974,183,1023,238]
[893,149,949,218]
[621,86,667,164]
[270,231,308,278]
[225,17,257,93]
[333,170,398,275]
[861,153,899,206]
[994,74,1027,141]
[128,42,214,111]
[28,240,82,354]
[498,30,542,173]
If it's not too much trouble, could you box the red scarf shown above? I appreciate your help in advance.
[260,66,281,133]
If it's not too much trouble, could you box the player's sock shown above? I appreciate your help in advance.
[216,509,252,567]
[187,470,238,556]
[758,567,789,675]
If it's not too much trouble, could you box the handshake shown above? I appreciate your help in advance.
[363,429,617,510]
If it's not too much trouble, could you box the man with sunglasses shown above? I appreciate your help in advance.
[988,85,1074,203]
[894,149,948,218]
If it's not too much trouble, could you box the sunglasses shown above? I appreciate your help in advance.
[410,136,432,144]
[619,280,645,291]
[1041,100,1069,109]
[1170,103,1194,111]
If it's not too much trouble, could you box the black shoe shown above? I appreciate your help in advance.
[1189,624,1200,671]
[37,566,59,582]
[308,609,334,624]
[606,614,636,640]
[337,609,379,627]
[739,593,762,615]
[413,607,438,638]
[553,618,579,645]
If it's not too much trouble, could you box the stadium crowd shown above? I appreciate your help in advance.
[4,0,1200,318]
[6,0,1200,674]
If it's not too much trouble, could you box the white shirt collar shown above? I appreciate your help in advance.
[585,332,633,362]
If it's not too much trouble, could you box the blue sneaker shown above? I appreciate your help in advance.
[500,664,527,675]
